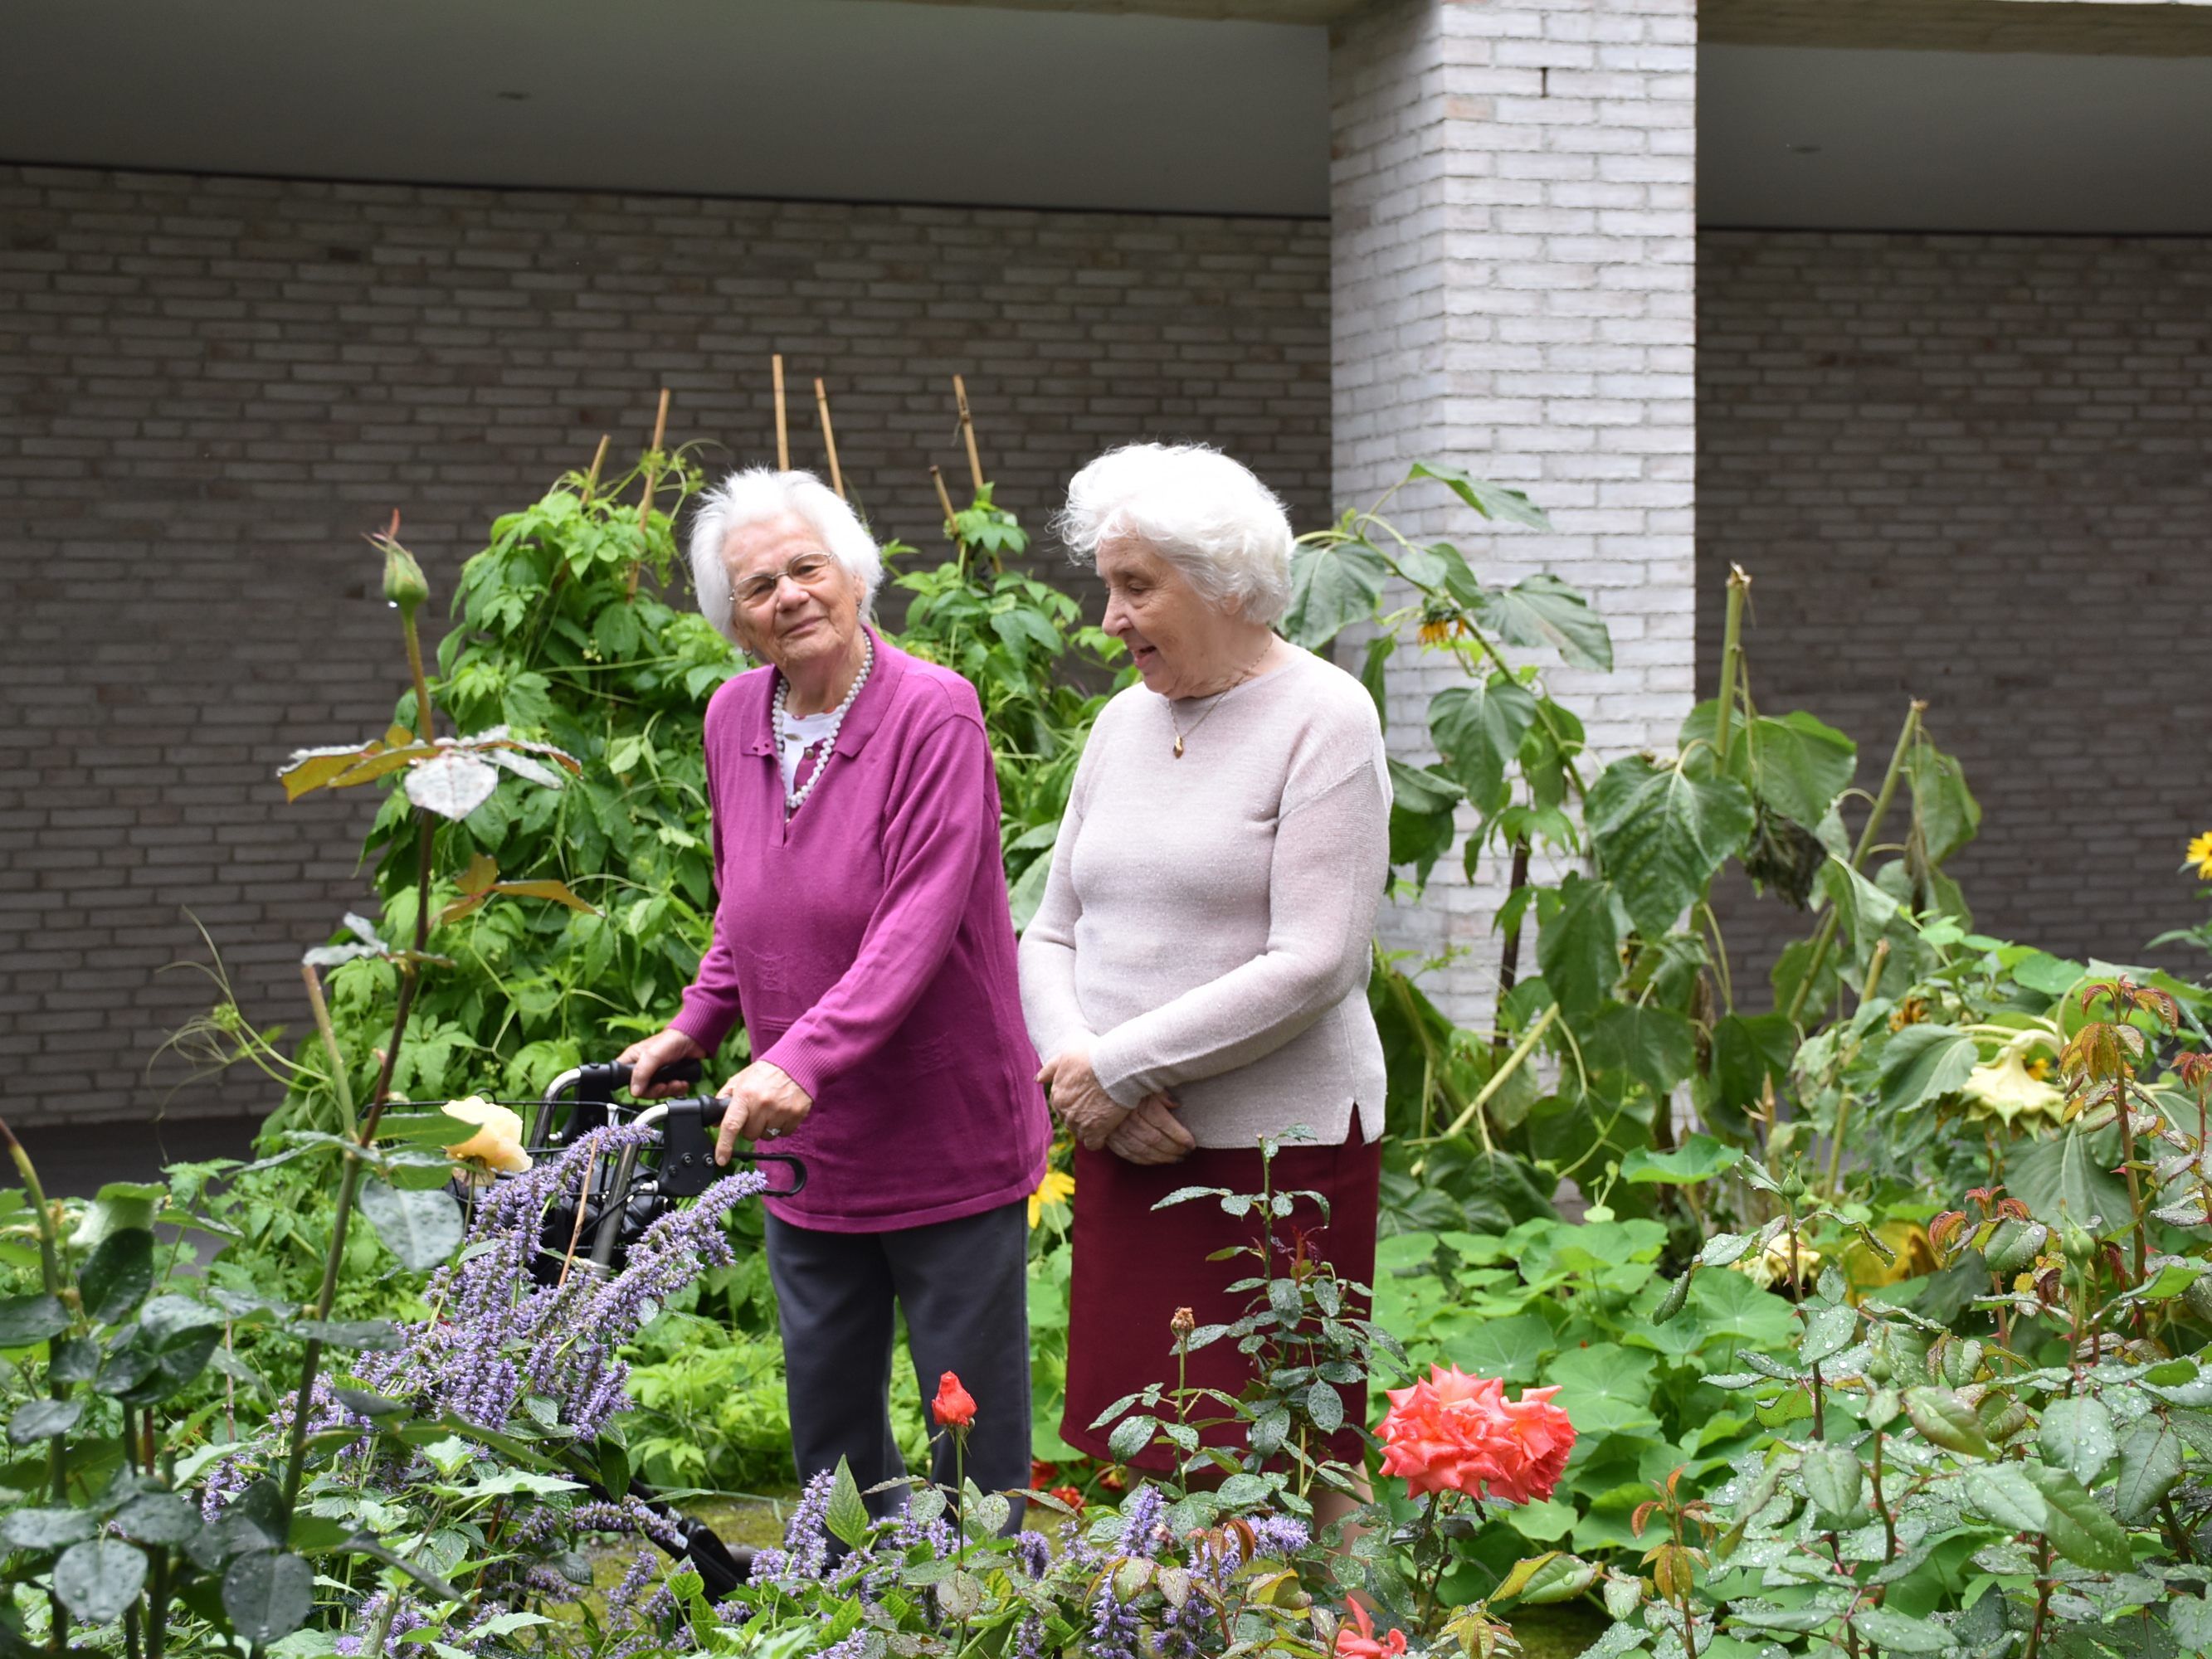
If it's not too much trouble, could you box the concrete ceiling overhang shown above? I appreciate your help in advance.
[1706,0,2212,56]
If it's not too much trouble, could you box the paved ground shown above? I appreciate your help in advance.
[8,1113,263,1197]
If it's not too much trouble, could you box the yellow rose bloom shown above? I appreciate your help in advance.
[442,1096,532,1175]
[1029,1168,1075,1229]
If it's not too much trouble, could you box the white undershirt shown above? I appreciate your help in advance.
[777,710,842,794]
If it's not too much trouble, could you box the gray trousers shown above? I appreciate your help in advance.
[765,1199,1030,1524]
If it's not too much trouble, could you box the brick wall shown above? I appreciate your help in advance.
[0,162,1330,1123]
[1331,0,1698,1023]
[1699,230,2212,981]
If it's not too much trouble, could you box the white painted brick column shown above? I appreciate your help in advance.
[1330,0,1697,1024]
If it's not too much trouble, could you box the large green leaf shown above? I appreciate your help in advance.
[1619,1133,1742,1186]
[356,1179,463,1273]
[1542,1344,1659,1438]
[1386,760,1463,884]
[0,1292,70,1348]
[1906,739,1981,866]
[1440,1312,1555,1385]
[1875,1024,1978,1114]
[2008,1126,2132,1236]
[2024,1463,2132,1572]
[1536,874,1620,1019]
[55,1539,148,1624]
[1588,757,1754,937]
[1709,1013,1797,1120]
[222,1550,313,1645]
[1474,574,1613,672]
[1283,538,1390,649]
[1407,462,1553,532]
[1745,712,1855,827]
[80,1228,155,1326]
[1586,1003,1695,1101]
[1817,857,1902,952]
[1429,675,1538,816]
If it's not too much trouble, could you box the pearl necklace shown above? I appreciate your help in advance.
[772,634,875,815]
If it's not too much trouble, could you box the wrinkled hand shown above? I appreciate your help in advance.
[713,1061,813,1164]
[1105,1095,1194,1166]
[1037,1045,1128,1151]
[617,1027,707,1100]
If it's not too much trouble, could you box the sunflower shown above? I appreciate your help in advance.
[2188,830,2212,882]
[1029,1167,1075,1229]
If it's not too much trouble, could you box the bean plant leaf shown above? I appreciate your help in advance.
[1906,739,1981,866]
[2039,1396,2117,1489]
[1430,676,1538,817]
[1536,873,1620,1019]
[1588,756,1754,937]
[55,1538,149,1624]
[357,1180,463,1273]
[222,1550,313,1644]
[2024,1463,2132,1572]
[1283,538,1390,649]
[2008,1126,2131,1236]
[1876,1025,1978,1115]
[1407,463,1553,532]
[1745,712,1856,827]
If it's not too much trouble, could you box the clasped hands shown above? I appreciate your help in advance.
[1036,1044,1194,1165]
[616,1028,812,1166]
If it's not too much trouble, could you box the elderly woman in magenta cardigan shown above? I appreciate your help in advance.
[619,467,1048,1518]
[1019,444,1391,1528]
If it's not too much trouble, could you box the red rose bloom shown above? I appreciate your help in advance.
[1374,1364,1575,1505]
[1334,1600,1406,1659]
[931,1371,977,1430]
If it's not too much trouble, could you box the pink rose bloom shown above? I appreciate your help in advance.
[1374,1364,1576,1505]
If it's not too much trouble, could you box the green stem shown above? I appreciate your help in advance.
[2,1120,71,1502]
[1713,565,1749,771]
[1493,837,1532,1052]
[302,963,358,1141]
[1785,701,1923,1029]
[146,1548,169,1659]
[1421,1002,1560,1146]
[403,615,433,747]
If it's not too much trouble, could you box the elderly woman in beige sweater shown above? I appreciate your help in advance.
[1018,443,1390,1512]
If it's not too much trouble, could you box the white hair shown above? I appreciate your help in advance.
[686,467,884,645]
[1055,444,1294,625]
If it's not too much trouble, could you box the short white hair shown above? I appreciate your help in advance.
[687,468,884,645]
[1056,444,1293,625]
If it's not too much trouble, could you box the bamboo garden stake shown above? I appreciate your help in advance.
[772,354,790,470]
[953,374,984,492]
[813,377,845,499]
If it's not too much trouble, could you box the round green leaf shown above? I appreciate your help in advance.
[7,1397,84,1444]
[357,1179,463,1273]
[1799,1442,1864,1520]
[54,1538,148,1624]
[114,1491,202,1546]
[0,1506,98,1550]
[0,1292,71,1348]
[222,1550,313,1645]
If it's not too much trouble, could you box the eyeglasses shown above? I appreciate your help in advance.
[732,552,840,611]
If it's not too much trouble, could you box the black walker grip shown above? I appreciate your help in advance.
[657,1097,807,1199]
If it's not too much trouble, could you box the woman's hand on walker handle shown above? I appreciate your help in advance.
[1037,1044,1128,1150]
[714,1061,813,1165]
[1106,1095,1194,1165]
[617,1028,708,1099]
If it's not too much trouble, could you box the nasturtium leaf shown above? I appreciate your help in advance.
[1588,757,1754,938]
[1440,1313,1554,1384]
[80,1227,156,1326]
[2112,1418,2183,1525]
[54,1538,148,1624]
[1430,675,1538,816]
[222,1550,313,1645]
[1283,538,1390,649]
[2024,1463,2132,1572]
[1620,1133,1742,1186]
[2010,951,2086,997]
[1474,574,1612,672]
[357,1180,463,1273]
[1406,463,1554,533]
[1875,1025,1977,1116]
[1537,873,1620,1019]
[1745,712,1856,828]
[2039,1396,2117,1489]
[1799,1443,1864,1520]
[1903,1387,1993,1459]
[1586,1003,1695,1101]
[1542,1345,1659,1438]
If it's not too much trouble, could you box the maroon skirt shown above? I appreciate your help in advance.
[1061,1123,1381,1474]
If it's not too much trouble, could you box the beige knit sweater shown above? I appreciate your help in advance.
[1017,647,1391,1150]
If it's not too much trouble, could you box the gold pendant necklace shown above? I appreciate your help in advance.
[1168,648,1271,757]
